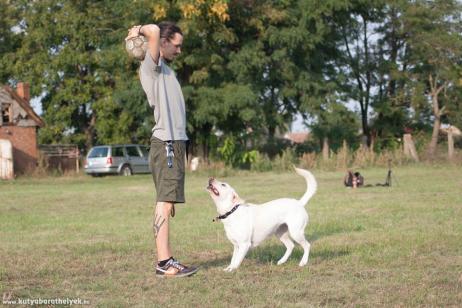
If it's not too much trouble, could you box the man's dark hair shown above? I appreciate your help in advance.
[159,21,182,40]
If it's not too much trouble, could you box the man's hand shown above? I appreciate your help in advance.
[125,25,142,41]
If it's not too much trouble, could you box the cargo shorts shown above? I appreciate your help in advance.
[149,136,186,203]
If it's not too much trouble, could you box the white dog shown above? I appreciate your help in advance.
[207,167,317,271]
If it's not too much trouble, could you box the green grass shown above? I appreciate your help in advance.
[1,165,461,307]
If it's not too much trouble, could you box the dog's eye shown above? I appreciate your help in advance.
[221,183,226,187]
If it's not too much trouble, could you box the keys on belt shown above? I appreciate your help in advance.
[165,141,174,168]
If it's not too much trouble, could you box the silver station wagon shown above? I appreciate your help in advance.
[84,144,150,176]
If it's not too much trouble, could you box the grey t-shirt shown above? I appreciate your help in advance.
[139,52,188,141]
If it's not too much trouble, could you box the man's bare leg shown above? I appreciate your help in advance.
[153,201,173,262]
[153,201,198,277]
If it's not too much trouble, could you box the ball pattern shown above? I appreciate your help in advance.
[125,36,148,61]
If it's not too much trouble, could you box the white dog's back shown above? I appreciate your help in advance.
[248,169,317,247]
[249,199,306,247]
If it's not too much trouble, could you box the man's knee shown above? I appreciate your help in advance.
[156,201,173,215]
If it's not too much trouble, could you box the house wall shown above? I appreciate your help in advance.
[0,126,38,174]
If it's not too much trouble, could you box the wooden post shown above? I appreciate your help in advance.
[403,134,419,162]
[441,125,461,161]
[448,130,454,161]
[75,146,80,173]
[342,140,348,167]
[322,137,329,161]
[360,135,368,150]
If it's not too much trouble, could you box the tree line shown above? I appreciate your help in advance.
[1,0,461,161]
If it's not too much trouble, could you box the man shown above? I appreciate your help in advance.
[125,22,198,278]
[344,170,364,188]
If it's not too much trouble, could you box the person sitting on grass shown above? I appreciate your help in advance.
[344,171,364,188]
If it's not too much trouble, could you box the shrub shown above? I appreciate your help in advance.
[250,152,273,172]
[272,148,299,171]
[217,136,259,169]
[217,136,241,168]
[352,146,376,168]
[299,152,317,169]
[257,137,291,158]
[294,140,320,156]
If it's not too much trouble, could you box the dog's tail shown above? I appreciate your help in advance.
[294,167,317,207]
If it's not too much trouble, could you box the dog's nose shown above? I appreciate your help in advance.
[208,177,215,185]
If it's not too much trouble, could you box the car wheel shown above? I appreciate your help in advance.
[120,165,133,176]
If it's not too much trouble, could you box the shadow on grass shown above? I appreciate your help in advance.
[248,244,351,264]
[308,222,364,242]
[195,244,351,270]
[194,222,359,269]
[195,256,231,269]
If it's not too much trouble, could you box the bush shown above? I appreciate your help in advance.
[299,152,317,169]
[272,148,299,171]
[250,152,273,172]
[294,140,320,156]
[352,146,376,168]
[257,137,292,158]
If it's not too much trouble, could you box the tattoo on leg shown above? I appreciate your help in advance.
[153,214,166,238]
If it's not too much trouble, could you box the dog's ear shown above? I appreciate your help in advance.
[232,193,244,205]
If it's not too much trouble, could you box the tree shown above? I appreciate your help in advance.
[7,0,461,163]
[403,0,462,158]
[0,0,23,83]
[139,0,261,160]
[150,0,342,159]
[329,0,387,145]
[309,102,359,154]
[372,0,414,145]
[10,0,153,149]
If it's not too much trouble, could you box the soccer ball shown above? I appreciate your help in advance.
[125,36,148,61]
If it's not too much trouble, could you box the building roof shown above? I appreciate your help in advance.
[284,132,310,144]
[1,85,44,127]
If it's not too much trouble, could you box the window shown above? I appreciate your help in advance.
[126,146,141,157]
[1,103,12,125]
[112,147,124,157]
[139,146,149,157]
[88,147,108,158]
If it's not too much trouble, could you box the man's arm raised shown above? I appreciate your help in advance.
[139,25,160,63]
[126,24,161,63]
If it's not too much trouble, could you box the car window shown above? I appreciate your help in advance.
[112,147,125,157]
[88,147,108,158]
[126,146,141,157]
[139,146,149,157]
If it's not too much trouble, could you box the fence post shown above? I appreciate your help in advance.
[322,137,329,161]
[75,146,80,173]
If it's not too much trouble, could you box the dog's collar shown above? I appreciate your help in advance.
[213,204,241,222]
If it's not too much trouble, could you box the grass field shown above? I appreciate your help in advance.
[1,165,461,307]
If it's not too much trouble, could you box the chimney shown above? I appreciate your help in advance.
[16,82,30,102]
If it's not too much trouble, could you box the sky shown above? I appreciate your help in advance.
[291,113,307,132]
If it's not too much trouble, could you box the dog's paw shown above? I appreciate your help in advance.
[298,260,308,267]
[223,266,235,272]
[277,259,287,265]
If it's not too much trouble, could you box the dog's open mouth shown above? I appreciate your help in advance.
[207,178,220,196]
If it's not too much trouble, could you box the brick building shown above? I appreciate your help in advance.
[0,83,44,175]
[284,132,310,144]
